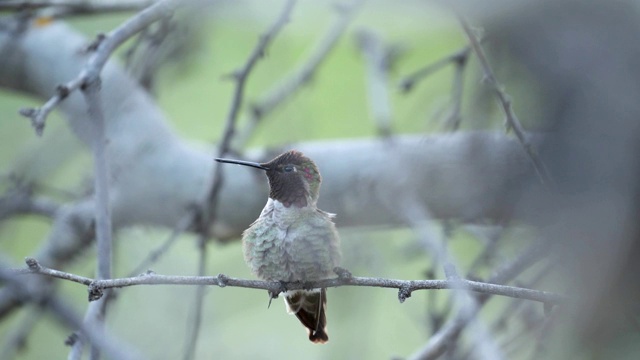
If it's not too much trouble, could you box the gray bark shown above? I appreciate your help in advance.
[0,22,539,271]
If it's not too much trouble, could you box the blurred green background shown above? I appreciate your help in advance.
[0,1,535,359]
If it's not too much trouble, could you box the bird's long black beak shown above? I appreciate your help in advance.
[215,158,269,171]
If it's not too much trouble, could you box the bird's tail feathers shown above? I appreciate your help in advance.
[284,289,328,344]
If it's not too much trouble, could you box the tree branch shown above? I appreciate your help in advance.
[203,0,296,228]
[407,243,549,360]
[357,29,396,137]
[398,45,470,94]
[234,0,363,148]
[16,258,566,306]
[0,0,154,14]
[457,16,552,185]
[0,188,59,221]
[18,0,179,135]
[0,266,141,360]
[182,237,208,360]
[76,68,112,360]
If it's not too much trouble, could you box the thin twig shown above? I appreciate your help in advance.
[0,267,141,360]
[457,16,552,185]
[77,73,112,360]
[44,1,180,356]
[18,0,179,135]
[398,46,470,93]
[182,1,296,356]
[491,261,554,334]
[127,212,195,277]
[16,258,566,306]
[465,225,505,277]
[201,0,296,229]
[0,305,43,359]
[399,198,503,360]
[406,243,549,360]
[445,48,468,130]
[398,45,471,130]
[182,236,208,360]
[233,0,363,148]
[19,78,83,136]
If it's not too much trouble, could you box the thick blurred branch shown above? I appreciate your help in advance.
[0,1,154,14]
[0,267,141,360]
[0,188,58,220]
[18,0,179,135]
[357,29,396,137]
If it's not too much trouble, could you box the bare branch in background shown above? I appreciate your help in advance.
[0,187,59,221]
[457,16,552,185]
[407,243,549,360]
[0,0,154,15]
[0,306,43,359]
[202,0,296,228]
[445,49,468,130]
[15,0,182,356]
[398,45,470,130]
[234,0,363,149]
[0,267,142,360]
[399,46,470,94]
[127,212,195,276]
[71,73,112,360]
[182,237,208,360]
[123,17,173,93]
[183,1,296,357]
[5,2,630,357]
[18,0,179,135]
[356,29,397,137]
[397,197,504,360]
[19,77,84,136]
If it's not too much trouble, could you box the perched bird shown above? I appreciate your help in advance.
[215,150,341,344]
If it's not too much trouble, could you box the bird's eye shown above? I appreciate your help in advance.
[283,165,295,173]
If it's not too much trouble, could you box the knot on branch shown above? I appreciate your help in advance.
[398,285,413,303]
[85,33,106,52]
[25,257,41,271]
[56,84,70,99]
[444,263,460,281]
[19,107,36,117]
[250,104,264,119]
[333,266,352,279]
[216,274,228,288]
[80,76,102,92]
[268,281,288,301]
[64,332,80,347]
[18,108,45,136]
[88,281,104,302]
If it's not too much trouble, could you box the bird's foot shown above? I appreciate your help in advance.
[268,281,288,299]
[267,281,288,309]
[302,281,316,291]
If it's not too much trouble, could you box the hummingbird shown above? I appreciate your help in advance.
[215,150,341,344]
